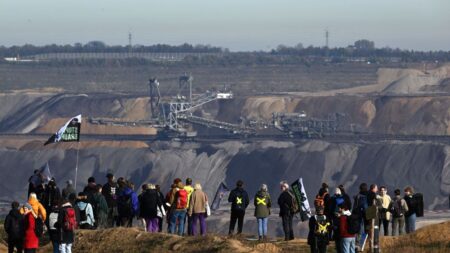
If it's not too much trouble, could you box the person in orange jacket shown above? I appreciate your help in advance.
[21,192,47,222]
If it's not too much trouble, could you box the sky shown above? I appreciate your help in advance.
[1,0,449,51]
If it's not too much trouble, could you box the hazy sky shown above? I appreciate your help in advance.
[1,0,449,51]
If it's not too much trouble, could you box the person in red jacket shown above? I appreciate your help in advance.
[338,204,356,253]
[23,203,39,253]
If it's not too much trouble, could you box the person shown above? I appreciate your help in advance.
[378,186,392,236]
[315,183,331,218]
[62,180,76,200]
[43,178,61,214]
[140,184,163,233]
[23,203,39,253]
[102,173,119,228]
[308,206,330,253]
[404,186,417,234]
[56,199,76,253]
[188,183,209,236]
[254,184,271,241]
[165,183,177,232]
[391,189,408,236]
[184,178,194,235]
[28,170,45,202]
[278,181,295,241]
[338,204,356,253]
[92,184,108,229]
[117,179,139,227]
[47,205,60,253]
[329,188,345,253]
[83,177,97,214]
[155,185,165,232]
[22,193,47,223]
[228,180,249,236]
[4,201,24,253]
[169,181,188,235]
[338,185,352,211]
[352,183,368,250]
[76,192,95,229]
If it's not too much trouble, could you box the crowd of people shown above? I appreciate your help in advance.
[3,169,423,253]
[307,183,423,253]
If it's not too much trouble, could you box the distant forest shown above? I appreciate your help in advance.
[1,40,449,65]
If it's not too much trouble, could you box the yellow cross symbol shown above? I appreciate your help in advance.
[317,222,330,234]
[236,197,243,204]
[256,197,266,206]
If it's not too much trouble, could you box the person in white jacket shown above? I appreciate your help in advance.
[77,192,95,229]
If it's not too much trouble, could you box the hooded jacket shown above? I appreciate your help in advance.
[117,187,139,217]
[4,208,25,240]
[228,187,249,211]
[254,190,271,218]
[21,196,47,222]
[140,189,162,219]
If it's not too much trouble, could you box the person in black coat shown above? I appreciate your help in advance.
[43,178,62,213]
[228,180,249,235]
[140,184,163,233]
[4,201,25,253]
[155,185,166,232]
[308,206,330,253]
[56,199,75,253]
[278,181,295,241]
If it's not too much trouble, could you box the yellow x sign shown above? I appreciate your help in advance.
[256,197,267,205]
[236,197,243,204]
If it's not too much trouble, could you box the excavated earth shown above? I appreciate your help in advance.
[0,65,450,237]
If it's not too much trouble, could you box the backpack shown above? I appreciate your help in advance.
[48,211,59,230]
[347,213,360,234]
[79,204,88,222]
[392,198,404,217]
[287,191,300,214]
[63,207,77,231]
[414,193,424,217]
[176,189,188,209]
[314,192,328,209]
[314,215,330,236]
[353,194,368,215]
[34,217,44,237]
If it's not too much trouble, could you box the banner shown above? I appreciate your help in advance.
[211,182,230,211]
[45,115,81,145]
[290,178,312,221]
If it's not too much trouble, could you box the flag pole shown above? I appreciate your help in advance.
[74,141,80,191]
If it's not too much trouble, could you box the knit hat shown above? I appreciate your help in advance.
[23,203,32,210]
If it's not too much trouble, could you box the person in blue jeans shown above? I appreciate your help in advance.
[169,182,188,235]
[254,184,271,241]
[404,186,417,234]
[338,204,356,253]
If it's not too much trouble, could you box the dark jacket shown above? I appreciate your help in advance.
[307,214,330,246]
[102,181,118,208]
[43,185,61,211]
[139,189,162,219]
[367,191,377,207]
[228,187,249,211]
[404,194,417,217]
[353,191,369,215]
[278,191,294,217]
[92,192,108,218]
[56,203,74,244]
[254,190,271,218]
[62,185,76,200]
[117,187,139,217]
[4,209,25,240]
